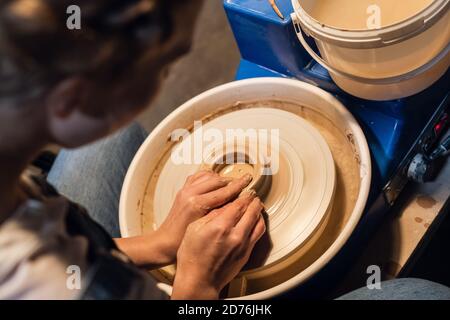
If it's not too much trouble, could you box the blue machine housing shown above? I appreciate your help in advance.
[224,0,450,297]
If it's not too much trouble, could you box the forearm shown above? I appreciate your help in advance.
[171,273,220,300]
[116,233,219,300]
[114,230,175,269]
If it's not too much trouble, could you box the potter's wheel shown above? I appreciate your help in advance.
[152,108,336,283]
[120,78,371,299]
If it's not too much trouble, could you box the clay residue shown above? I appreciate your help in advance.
[414,217,423,223]
[140,100,362,293]
[309,0,434,30]
[417,195,437,209]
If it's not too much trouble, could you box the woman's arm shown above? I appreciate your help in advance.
[116,190,266,301]
[114,230,174,269]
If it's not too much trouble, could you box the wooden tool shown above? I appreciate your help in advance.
[269,0,284,19]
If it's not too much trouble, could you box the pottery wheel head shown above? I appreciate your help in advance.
[153,108,336,272]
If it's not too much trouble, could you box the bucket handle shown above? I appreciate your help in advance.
[291,13,450,86]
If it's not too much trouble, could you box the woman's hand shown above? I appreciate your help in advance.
[171,191,266,300]
[115,170,252,268]
[159,170,253,258]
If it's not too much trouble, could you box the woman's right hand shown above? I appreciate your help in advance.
[171,191,266,300]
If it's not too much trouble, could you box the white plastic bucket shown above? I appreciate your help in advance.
[291,0,450,101]
[119,78,371,299]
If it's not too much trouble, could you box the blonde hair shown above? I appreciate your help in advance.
[0,0,171,103]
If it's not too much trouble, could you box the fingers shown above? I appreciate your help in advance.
[240,216,266,264]
[249,214,266,245]
[190,176,233,194]
[185,170,213,185]
[212,190,256,227]
[235,198,264,238]
[199,173,253,208]
[220,189,255,210]
[190,171,217,186]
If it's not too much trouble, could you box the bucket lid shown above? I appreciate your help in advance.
[292,0,449,49]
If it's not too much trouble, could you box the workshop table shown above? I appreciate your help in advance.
[333,159,450,297]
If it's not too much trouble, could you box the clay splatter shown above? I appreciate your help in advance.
[417,195,437,209]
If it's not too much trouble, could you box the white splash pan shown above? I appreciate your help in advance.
[119,78,371,299]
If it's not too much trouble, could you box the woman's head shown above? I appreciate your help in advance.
[0,0,203,147]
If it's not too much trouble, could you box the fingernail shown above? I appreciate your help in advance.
[240,189,256,199]
[242,173,252,182]
[253,197,264,209]
[259,199,265,210]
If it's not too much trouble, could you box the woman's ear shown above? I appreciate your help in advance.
[45,77,111,148]
[46,77,84,118]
